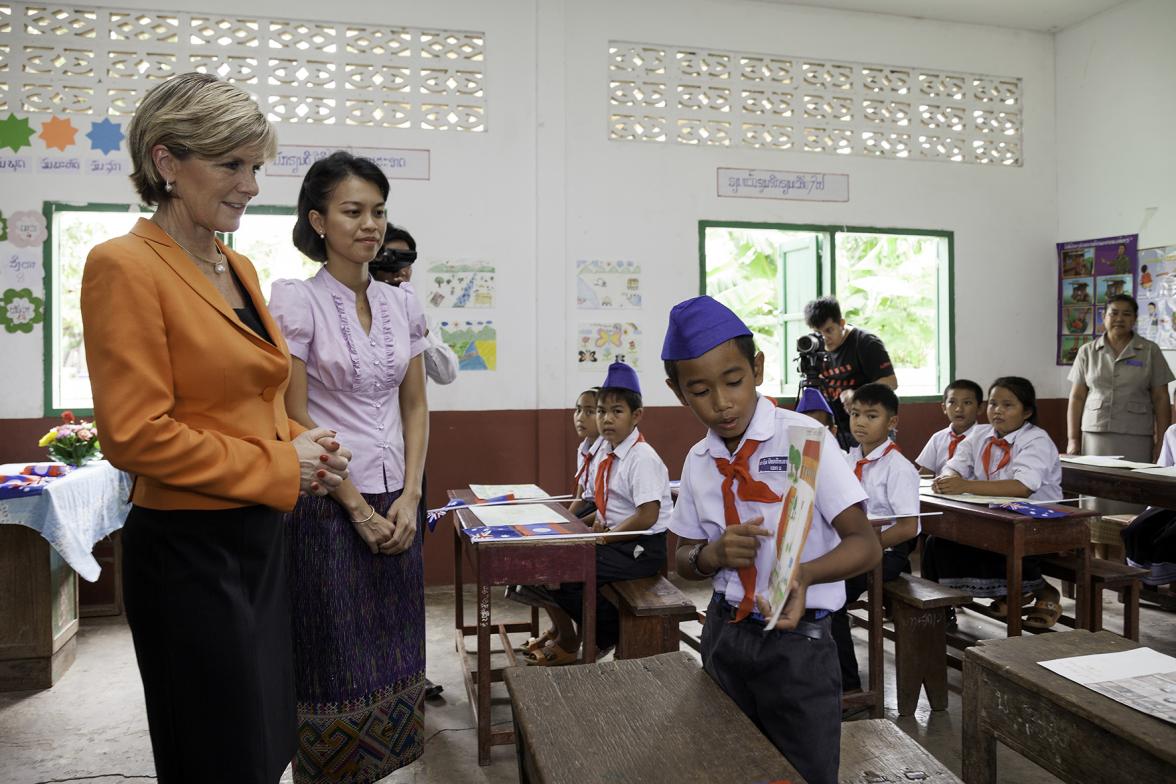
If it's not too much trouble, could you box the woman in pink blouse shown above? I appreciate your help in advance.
[268,152,429,783]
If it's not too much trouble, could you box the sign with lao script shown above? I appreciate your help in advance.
[267,145,430,180]
[717,167,849,202]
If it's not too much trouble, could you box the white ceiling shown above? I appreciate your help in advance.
[749,0,1130,32]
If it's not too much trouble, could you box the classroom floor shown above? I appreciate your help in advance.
[2,579,1174,784]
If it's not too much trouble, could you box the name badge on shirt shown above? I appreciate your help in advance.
[758,455,789,472]
[1125,358,1144,367]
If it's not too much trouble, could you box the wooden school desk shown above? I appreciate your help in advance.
[448,488,598,766]
[919,495,1098,636]
[963,630,1176,784]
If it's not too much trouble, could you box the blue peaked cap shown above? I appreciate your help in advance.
[661,296,752,360]
[796,386,833,416]
[602,361,641,395]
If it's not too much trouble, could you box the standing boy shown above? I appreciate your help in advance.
[528,362,672,665]
[916,380,984,476]
[830,383,921,693]
[665,296,881,784]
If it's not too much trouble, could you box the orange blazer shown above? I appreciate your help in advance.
[81,218,305,511]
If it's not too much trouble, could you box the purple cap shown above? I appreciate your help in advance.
[661,295,752,361]
[602,361,641,395]
[796,387,833,416]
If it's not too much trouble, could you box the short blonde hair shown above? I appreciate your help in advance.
[128,73,278,205]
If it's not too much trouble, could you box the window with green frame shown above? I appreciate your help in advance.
[700,221,953,401]
[43,202,316,415]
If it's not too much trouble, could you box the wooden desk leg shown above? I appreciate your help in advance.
[1006,537,1023,637]
[454,521,464,641]
[1074,546,1091,631]
[581,550,597,663]
[476,579,492,766]
[962,661,997,784]
[868,563,884,719]
[1125,581,1140,641]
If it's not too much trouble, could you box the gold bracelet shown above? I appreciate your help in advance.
[351,507,376,524]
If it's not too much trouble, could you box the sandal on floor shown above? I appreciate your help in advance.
[519,628,557,654]
[1023,599,1063,630]
[523,642,578,667]
[988,593,1034,619]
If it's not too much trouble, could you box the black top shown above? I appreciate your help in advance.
[818,326,894,445]
[232,276,274,344]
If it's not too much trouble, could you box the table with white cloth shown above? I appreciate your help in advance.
[0,460,132,690]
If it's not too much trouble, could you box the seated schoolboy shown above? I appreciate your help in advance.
[664,296,881,784]
[916,379,983,476]
[796,386,837,436]
[830,383,920,693]
[524,362,672,665]
[923,376,1065,629]
[1120,423,1176,586]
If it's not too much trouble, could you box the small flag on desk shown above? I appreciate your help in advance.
[991,501,1068,519]
[425,494,516,532]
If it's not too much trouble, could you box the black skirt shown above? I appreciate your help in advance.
[121,504,295,784]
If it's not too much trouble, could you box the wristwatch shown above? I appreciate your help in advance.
[688,542,717,577]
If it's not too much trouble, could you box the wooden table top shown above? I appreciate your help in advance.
[920,494,1099,523]
[965,630,1176,765]
[1061,463,1176,509]
[504,651,803,783]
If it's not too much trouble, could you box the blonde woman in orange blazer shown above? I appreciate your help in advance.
[80,74,350,784]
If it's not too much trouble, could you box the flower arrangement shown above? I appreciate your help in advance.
[38,411,102,467]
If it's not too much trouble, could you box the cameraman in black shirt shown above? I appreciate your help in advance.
[804,296,898,449]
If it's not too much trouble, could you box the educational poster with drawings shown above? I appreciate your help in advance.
[577,322,640,369]
[1057,234,1138,365]
[439,320,496,371]
[425,261,495,308]
[1136,245,1176,348]
[576,260,642,309]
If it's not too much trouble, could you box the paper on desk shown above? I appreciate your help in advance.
[1038,648,1176,725]
[921,491,1032,505]
[919,476,935,489]
[1060,455,1158,470]
[468,483,549,500]
[1131,465,1176,477]
[468,503,566,527]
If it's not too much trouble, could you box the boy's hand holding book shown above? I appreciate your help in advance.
[756,564,811,631]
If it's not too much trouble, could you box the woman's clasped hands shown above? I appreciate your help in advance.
[294,427,352,496]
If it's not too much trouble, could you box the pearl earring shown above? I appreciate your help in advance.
[165,181,173,193]
[319,233,325,239]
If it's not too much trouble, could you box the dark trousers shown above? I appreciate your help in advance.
[831,542,913,692]
[550,532,666,650]
[701,595,841,784]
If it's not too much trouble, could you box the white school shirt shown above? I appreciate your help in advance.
[847,440,922,535]
[669,396,868,612]
[583,428,672,533]
[574,436,604,495]
[942,422,1062,502]
[1157,424,1176,467]
[916,423,977,476]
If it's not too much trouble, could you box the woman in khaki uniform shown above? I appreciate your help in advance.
[1067,294,1174,522]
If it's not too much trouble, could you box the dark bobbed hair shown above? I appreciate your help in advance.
[988,376,1038,424]
[852,382,899,416]
[383,224,416,251]
[577,386,600,401]
[804,296,842,329]
[598,387,642,413]
[1104,293,1139,316]
[664,334,757,392]
[944,379,984,405]
[292,151,390,262]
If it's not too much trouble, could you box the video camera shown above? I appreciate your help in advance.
[795,332,827,389]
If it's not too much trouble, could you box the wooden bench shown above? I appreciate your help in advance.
[1040,555,1148,640]
[841,719,963,783]
[882,574,972,717]
[601,576,696,659]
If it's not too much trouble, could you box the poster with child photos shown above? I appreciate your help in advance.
[577,322,640,369]
[576,260,642,309]
[425,261,495,308]
[1056,234,1137,365]
[1136,245,1176,349]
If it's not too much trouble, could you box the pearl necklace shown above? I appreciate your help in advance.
[154,221,227,274]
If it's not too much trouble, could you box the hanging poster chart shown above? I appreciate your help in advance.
[576,260,642,309]
[1136,245,1176,348]
[1056,234,1138,365]
[426,261,495,308]
[577,322,640,369]
[439,320,496,371]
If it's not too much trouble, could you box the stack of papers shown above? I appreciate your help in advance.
[1060,455,1158,470]
[468,503,566,527]
[1039,647,1176,725]
[468,483,550,499]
